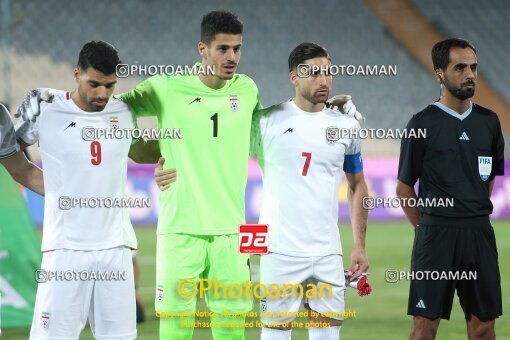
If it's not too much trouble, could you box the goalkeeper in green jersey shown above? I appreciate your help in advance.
[119,11,259,340]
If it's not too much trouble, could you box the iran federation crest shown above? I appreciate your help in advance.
[229,95,239,112]
[478,156,492,181]
[156,285,164,301]
[326,126,340,145]
[109,116,119,129]
[41,312,50,330]
[260,299,267,312]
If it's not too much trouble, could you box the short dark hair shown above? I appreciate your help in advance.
[201,10,243,45]
[77,41,121,75]
[431,38,476,70]
[288,43,330,72]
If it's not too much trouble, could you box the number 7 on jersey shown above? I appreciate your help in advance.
[302,152,312,176]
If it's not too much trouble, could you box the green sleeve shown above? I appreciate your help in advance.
[250,108,267,159]
[249,88,264,157]
[117,75,164,118]
[129,111,141,145]
[255,91,263,111]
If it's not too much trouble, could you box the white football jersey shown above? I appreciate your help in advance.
[15,93,138,251]
[252,100,362,257]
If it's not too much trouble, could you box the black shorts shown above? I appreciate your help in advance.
[408,215,502,321]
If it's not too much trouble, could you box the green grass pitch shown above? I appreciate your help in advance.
[3,221,510,339]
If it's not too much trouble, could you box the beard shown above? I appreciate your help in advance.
[88,97,109,112]
[301,88,329,105]
[443,78,475,100]
[77,87,108,112]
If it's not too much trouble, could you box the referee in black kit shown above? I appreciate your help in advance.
[396,38,504,340]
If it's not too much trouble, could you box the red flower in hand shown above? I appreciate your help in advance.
[356,275,372,296]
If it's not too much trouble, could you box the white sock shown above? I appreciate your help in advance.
[261,327,292,340]
[308,326,341,340]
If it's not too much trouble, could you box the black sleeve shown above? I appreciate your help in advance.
[490,115,505,180]
[398,116,426,186]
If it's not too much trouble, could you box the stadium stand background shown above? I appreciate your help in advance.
[411,0,510,104]
[0,0,508,156]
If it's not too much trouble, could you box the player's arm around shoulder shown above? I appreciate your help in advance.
[117,74,167,118]
[14,88,66,122]
[8,89,67,195]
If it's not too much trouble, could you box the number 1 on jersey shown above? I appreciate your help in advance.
[210,113,218,137]
[302,152,312,176]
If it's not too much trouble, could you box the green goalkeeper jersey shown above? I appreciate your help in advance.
[118,71,261,235]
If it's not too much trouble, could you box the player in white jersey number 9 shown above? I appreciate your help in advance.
[9,41,169,340]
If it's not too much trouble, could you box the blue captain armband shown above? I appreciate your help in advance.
[343,152,363,174]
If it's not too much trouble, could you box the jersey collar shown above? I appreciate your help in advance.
[194,61,232,92]
[432,101,472,121]
[289,99,327,115]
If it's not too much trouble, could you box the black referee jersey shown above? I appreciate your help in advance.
[398,101,505,217]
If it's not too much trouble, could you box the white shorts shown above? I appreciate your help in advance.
[259,253,345,325]
[30,247,136,340]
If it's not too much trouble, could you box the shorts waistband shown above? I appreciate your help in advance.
[421,215,490,227]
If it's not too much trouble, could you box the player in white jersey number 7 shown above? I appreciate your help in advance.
[253,42,369,340]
